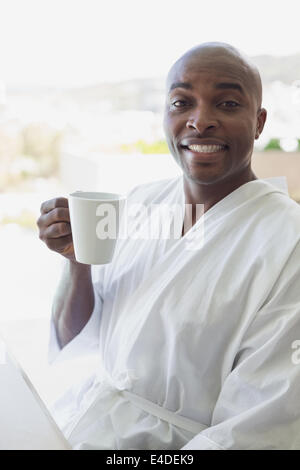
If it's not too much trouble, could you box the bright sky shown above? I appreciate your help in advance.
[0,0,300,87]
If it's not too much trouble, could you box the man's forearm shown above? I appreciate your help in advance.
[52,260,95,349]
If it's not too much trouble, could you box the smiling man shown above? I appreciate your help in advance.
[38,42,300,450]
[164,42,267,231]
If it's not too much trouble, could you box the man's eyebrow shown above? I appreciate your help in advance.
[169,81,246,95]
[169,82,193,93]
[214,82,245,94]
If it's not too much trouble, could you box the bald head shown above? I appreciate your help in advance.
[167,42,263,108]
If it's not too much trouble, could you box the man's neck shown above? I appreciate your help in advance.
[181,168,258,236]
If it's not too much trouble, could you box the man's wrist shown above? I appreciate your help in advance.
[67,259,92,278]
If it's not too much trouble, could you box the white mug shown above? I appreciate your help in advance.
[69,191,126,265]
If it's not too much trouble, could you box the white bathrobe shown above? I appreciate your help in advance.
[49,175,300,450]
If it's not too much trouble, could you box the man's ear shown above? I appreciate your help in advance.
[255,108,267,139]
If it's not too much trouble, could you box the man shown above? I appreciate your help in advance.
[37,42,300,450]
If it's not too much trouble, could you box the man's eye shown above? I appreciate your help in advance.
[220,101,240,108]
[171,100,187,108]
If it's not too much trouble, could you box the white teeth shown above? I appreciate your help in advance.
[187,144,225,153]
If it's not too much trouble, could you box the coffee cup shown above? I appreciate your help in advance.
[69,191,126,265]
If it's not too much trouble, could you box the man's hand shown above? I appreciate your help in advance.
[37,197,76,262]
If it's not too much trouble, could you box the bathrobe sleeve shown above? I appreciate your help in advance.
[48,264,105,365]
[182,241,300,450]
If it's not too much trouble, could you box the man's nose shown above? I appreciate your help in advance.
[186,107,219,133]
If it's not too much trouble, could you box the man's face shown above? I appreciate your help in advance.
[163,56,266,185]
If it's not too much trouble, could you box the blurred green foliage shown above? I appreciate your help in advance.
[263,138,300,151]
[120,140,169,154]
[0,209,37,230]
[264,138,281,151]
[22,123,62,175]
[0,123,63,190]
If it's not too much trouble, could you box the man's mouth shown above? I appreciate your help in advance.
[185,144,227,153]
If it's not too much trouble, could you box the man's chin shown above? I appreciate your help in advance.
[182,162,227,185]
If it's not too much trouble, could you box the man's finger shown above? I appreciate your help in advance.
[44,222,72,239]
[44,207,71,227]
[40,197,69,215]
[37,208,70,230]
[45,234,73,252]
